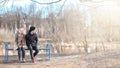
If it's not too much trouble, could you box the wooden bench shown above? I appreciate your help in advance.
[5,42,51,62]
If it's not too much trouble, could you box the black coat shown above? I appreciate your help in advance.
[25,32,38,46]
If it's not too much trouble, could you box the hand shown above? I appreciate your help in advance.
[22,46,25,48]
[18,45,21,48]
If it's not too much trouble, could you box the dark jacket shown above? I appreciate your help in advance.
[25,32,38,46]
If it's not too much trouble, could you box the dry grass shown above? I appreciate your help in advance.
[0,29,14,43]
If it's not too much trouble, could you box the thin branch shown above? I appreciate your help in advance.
[0,0,5,4]
[30,0,62,5]
[0,0,9,11]
[2,0,9,6]
[56,0,67,17]
[11,0,14,7]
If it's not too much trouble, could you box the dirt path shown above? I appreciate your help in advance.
[0,50,120,68]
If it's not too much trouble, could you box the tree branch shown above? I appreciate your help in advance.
[30,0,62,5]
[57,0,67,17]
[0,0,9,10]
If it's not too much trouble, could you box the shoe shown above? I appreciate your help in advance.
[32,58,35,63]
[18,60,22,63]
[22,58,26,63]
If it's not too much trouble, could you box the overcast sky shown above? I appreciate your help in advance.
[1,0,120,26]
[1,0,120,18]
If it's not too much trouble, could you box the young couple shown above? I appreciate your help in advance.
[15,26,39,63]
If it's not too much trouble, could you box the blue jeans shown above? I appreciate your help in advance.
[17,47,25,60]
[27,43,39,59]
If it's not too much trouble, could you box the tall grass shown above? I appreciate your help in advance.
[0,29,14,43]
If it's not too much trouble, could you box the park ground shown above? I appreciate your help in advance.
[0,50,119,68]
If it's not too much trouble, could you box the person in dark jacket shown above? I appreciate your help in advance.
[25,26,39,63]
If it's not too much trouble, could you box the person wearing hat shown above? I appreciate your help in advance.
[25,26,39,63]
[15,28,26,62]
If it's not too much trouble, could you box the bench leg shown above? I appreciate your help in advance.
[46,43,50,60]
[48,49,50,59]
[5,43,8,62]
[46,49,50,60]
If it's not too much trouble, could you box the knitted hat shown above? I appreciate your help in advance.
[29,26,35,33]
